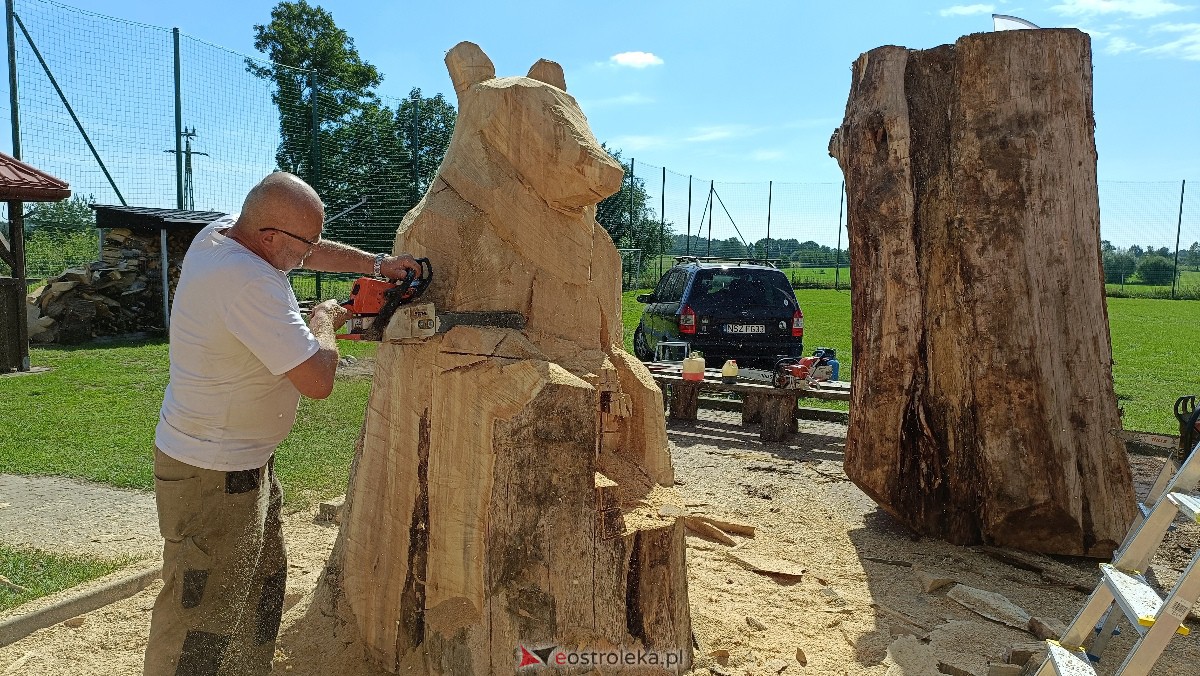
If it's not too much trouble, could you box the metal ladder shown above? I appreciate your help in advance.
[1037,442,1200,675]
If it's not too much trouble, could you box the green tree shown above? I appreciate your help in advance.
[1103,251,1136,284]
[247,0,382,187]
[596,147,674,257]
[25,194,95,236]
[394,88,457,194]
[1136,254,1177,285]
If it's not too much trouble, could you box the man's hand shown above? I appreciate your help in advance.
[311,298,350,331]
[379,253,422,281]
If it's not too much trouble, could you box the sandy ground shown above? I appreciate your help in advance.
[2,409,1198,675]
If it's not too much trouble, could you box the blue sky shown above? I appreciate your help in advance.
[3,0,1198,249]
[23,0,1197,185]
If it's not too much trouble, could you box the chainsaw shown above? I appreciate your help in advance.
[337,258,525,341]
[772,353,834,390]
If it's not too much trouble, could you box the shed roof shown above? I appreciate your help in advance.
[92,205,228,231]
[0,151,70,202]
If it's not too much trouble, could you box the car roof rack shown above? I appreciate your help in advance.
[672,255,780,269]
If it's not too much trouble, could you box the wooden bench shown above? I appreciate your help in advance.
[645,365,850,442]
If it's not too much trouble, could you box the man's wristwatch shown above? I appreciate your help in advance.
[372,252,387,279]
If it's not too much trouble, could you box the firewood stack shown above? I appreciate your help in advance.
[26,226,199,344]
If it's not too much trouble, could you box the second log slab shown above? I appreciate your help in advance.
[828,29,1136,557]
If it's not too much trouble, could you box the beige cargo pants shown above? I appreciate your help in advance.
[143,448,287,676]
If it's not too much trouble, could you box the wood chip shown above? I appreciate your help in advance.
[724,550,806,580]
[682,516,737,546]
[745,615,768,631]
[63,616,85,628]
[795,648,808,666]
[691,514,756,537]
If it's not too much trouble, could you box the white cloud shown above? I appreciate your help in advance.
[1051,0,1188,19]
[939,4,996,17]
[751,149,785,161]
[582,93,654,108]
[685,125,754,143]
[1076,25,1112,37]
[607,135,668,151]
[609,51,664,68]
[1105,35,1143,52]
[1143,22,1200,59]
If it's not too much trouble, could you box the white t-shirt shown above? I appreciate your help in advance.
[155,215,321,471]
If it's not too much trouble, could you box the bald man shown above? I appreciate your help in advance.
[144,172,420,676]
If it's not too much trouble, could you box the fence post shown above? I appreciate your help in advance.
[1173,179,1186,299]
[766,180,773,263]
[835,181,845,291]
[628,157,636,255]
[6,0,19,162]
[659,166,665,276]
[309,69,322,300]
[173,28,183,211]
[706,180,714,256]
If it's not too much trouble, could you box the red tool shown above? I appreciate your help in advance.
[338,258,433,341]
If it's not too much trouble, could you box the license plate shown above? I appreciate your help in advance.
[727,324,765,334]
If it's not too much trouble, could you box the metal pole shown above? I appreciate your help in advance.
[628,158,636,249]
[13,13,125,205]
[659,166,665,276]
[835,181,845,291]
[685,176,692,255]
[160,228,170,331]
[706,181,714,256]
[765,180,773,263]
[6,0,20,161]
[308,69,322,299]
[173,28,183,211]
[1173,180,1186,299]
[410,92,420,194]
[11,200,27,369]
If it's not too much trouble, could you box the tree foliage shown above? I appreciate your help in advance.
[596,147,674,259]
[24,194,96,236]
[248,2,457,253]
[1136,254,1177,285]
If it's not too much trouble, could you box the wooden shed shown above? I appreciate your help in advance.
[0,151,70,372]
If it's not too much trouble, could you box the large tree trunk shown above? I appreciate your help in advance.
[279,42,691,675]
[828,29,1136,558]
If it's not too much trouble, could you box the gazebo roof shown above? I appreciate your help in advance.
[0,152,70,202]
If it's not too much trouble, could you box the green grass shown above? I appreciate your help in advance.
[622,289,1200,432]
[0,338,379,510]
[0,544,134,612]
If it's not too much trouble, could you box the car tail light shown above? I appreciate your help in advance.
[792,309,804,337]
[679,305,697,334]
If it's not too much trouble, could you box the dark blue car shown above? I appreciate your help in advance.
[633,258,804,367]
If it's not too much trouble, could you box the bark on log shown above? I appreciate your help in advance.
[828,29,1135,557]
[283,42,691,675]
[668,381,700,421]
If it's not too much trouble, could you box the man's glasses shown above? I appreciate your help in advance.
[259,227,320,248]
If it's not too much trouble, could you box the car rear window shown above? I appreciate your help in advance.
[689,269,796,309]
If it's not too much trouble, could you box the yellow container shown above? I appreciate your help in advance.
[721,359,739,383]
[682,354,705,381]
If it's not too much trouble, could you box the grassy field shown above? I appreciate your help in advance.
[622,288,1200,433]
[0,337,379,509]
[0,545,133,612]
[0,290,1195,513]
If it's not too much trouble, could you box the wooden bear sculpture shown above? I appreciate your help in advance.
[283,42,692,675]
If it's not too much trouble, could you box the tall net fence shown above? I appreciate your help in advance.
[4,0,1198,301]
[7,0,427,299]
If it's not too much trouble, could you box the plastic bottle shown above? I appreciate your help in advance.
[818,347,840,381]
[721,359,738,384]
[682,354,705,381]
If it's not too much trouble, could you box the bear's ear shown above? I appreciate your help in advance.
[527,59,566,91]
[445,42,495,98]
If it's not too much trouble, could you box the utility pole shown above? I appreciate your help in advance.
[164,127,209,211]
